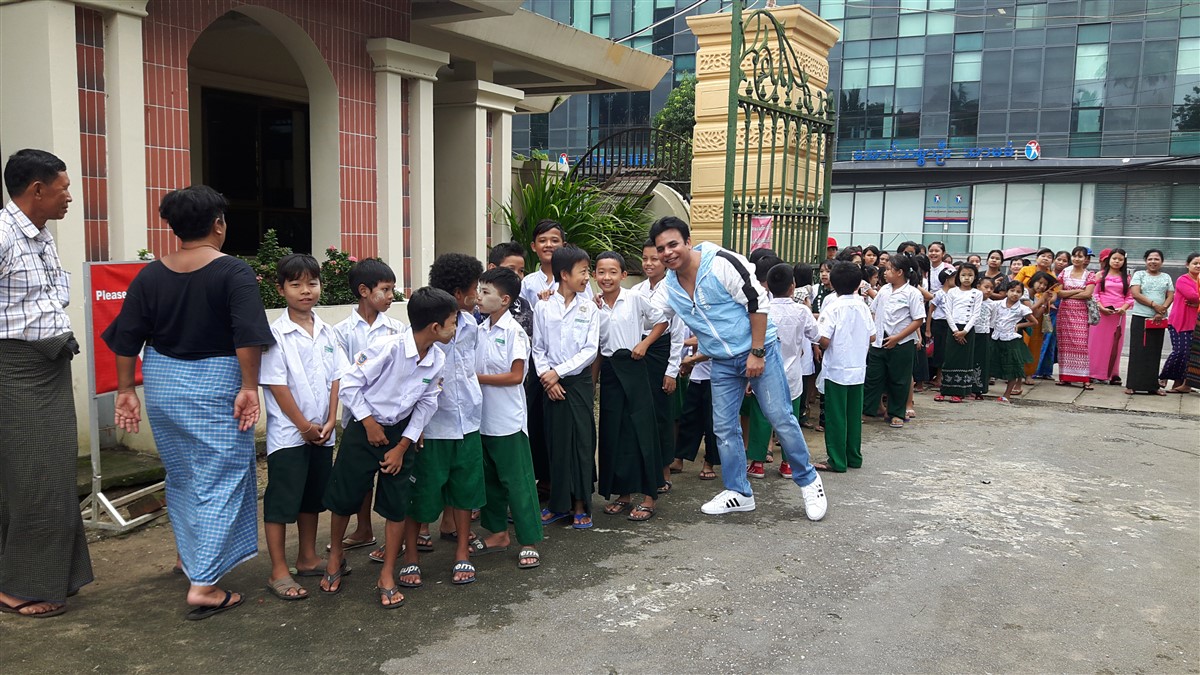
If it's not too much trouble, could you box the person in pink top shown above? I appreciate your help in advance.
[1089,248,1134,384]
[1160,252,1200,393]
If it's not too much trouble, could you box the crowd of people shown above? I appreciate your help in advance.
[2,147,1197,621]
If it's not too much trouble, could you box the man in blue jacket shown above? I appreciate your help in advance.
[648,217,827,520]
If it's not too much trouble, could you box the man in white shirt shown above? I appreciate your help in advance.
[0,149,93,618]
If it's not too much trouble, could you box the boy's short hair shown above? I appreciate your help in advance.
[276,253,321,286]
[479,267,521,307]
[754,255,783,283]
[766,262,795,297]
[532,219,566,240]
[792,263,813,287]
[642,238,656,250]
[551,244,590,283]
[937,268,955,285]
[348,258,395,298]
[830,261,861,295]
[648,216,690,244]
[428,253,483,295]
[407,287,459,330]
[488,240,526,267]
[748,247,777,264]
[596,251,626,272]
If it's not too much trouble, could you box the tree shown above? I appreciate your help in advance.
[1174,86,1200,132]
[653,73,696,139]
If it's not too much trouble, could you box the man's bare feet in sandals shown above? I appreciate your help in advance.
[0,591,65,617]
[186,585,242,609]
[668,459,685,474]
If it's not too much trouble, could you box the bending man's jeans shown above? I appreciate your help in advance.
[710,340,817,497]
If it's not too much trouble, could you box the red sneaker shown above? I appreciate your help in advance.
[747,461,765,479]
[779,461,793,478]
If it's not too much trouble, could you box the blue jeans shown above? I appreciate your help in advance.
[1036,311,1057,378]
[710,341,817,496]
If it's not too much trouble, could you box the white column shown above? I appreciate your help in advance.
[0,0,90,451]
[489,110,513,245]
[433,80,523,263]
[366,39,448,290]
[105,3,149,261]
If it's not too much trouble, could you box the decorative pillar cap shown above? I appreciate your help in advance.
[366,38,449,81]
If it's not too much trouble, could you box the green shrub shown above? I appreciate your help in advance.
[496,166,652,273]
[244,230,404,309]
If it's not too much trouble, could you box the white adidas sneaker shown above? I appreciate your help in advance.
[800,474,828,521]
[700,489,756,515]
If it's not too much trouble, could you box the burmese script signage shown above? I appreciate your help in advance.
[850,140,1040,167]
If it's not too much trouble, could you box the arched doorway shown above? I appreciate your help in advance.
[187,8,338,255]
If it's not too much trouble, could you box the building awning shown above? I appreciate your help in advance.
[412,9,671,96]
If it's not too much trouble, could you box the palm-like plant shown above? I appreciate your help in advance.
[496,166,653,273]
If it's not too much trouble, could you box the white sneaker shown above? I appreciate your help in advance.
[800,474,827,521]
[700,489,756,515]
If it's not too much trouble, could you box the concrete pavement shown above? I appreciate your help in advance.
[1,397,1197,674]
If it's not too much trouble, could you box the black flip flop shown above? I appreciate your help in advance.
[0,599,67,619]
[185,590,243,621]
[376,586,405,610]
[467,538,508,557]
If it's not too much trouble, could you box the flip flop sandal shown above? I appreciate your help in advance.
[627,504,656,522]
[467,538,509,557]
[0,600,67,619]
[950,396,963,403]
[933,394,946,402]
[906,409,917,419]
[325,536,377,552]
[572,513,593,529]
[471,509,481,522]
[396,564,423,588]
[376,585,405,609]
[657,480,673,495]
[764,454,774,464]
[603,500,632,515]
[517,548,541,569]
[369,545,386,563]
[698,469,717,481]
[452,560,477,585]
[889,418,905,428]
[541,509,571,525]
[266,577,308,602]
[669,466,683,474]
[297,558,351,578]
[813,462,834,471]
[437,530,479,544]
[417,533,436,551]
[319,565,347,595]
[185,590,243,621]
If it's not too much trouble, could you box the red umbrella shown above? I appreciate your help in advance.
[1001,246,1037,260]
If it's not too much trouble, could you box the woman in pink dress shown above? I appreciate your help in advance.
[1089,248,1133,384]
[1055,246,1095,388]
[1160,253,1200,393]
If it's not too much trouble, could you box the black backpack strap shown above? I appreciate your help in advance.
[714,249,761,314]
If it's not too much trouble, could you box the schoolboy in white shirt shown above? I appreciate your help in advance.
[533,245,600,529]
[321,287,458,609]
[474,267,543,568]
[401,253,485,587]
[761,263,820,479]
[332,259,401,555]
[632,239,684,492]
[261,254,346,601]
[815,262,875,472]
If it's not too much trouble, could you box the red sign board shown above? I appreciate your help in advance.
[89,262,147,395]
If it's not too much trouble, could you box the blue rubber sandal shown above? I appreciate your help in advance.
[572,513,593,530]
[396,564,422,588]
[541,508,570,525]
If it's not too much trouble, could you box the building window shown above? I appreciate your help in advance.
[1015,3,1046,30]
[1074,43,1108,107]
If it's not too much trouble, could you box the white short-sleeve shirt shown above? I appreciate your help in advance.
[991,300,1033,341]
[817,294,874,387]
[477,310,530,436]
[870,283,926,348]
[769,298,819,400]
[532,291,599,377]
[261,313,346,454]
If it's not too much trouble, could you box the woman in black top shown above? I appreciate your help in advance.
[103,186,273,621]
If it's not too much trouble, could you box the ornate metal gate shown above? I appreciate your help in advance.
[723,2,836,263]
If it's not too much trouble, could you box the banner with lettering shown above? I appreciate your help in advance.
[88,262,148,395]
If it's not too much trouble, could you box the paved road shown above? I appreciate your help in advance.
[2,398,1197,674]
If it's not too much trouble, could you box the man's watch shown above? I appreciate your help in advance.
[750,347,766,358]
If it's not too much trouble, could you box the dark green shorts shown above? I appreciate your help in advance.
[408,431,485,523]
[322,417,415,523]
[264,444,333,523]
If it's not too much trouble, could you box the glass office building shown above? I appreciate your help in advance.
[518,0,1199,260]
